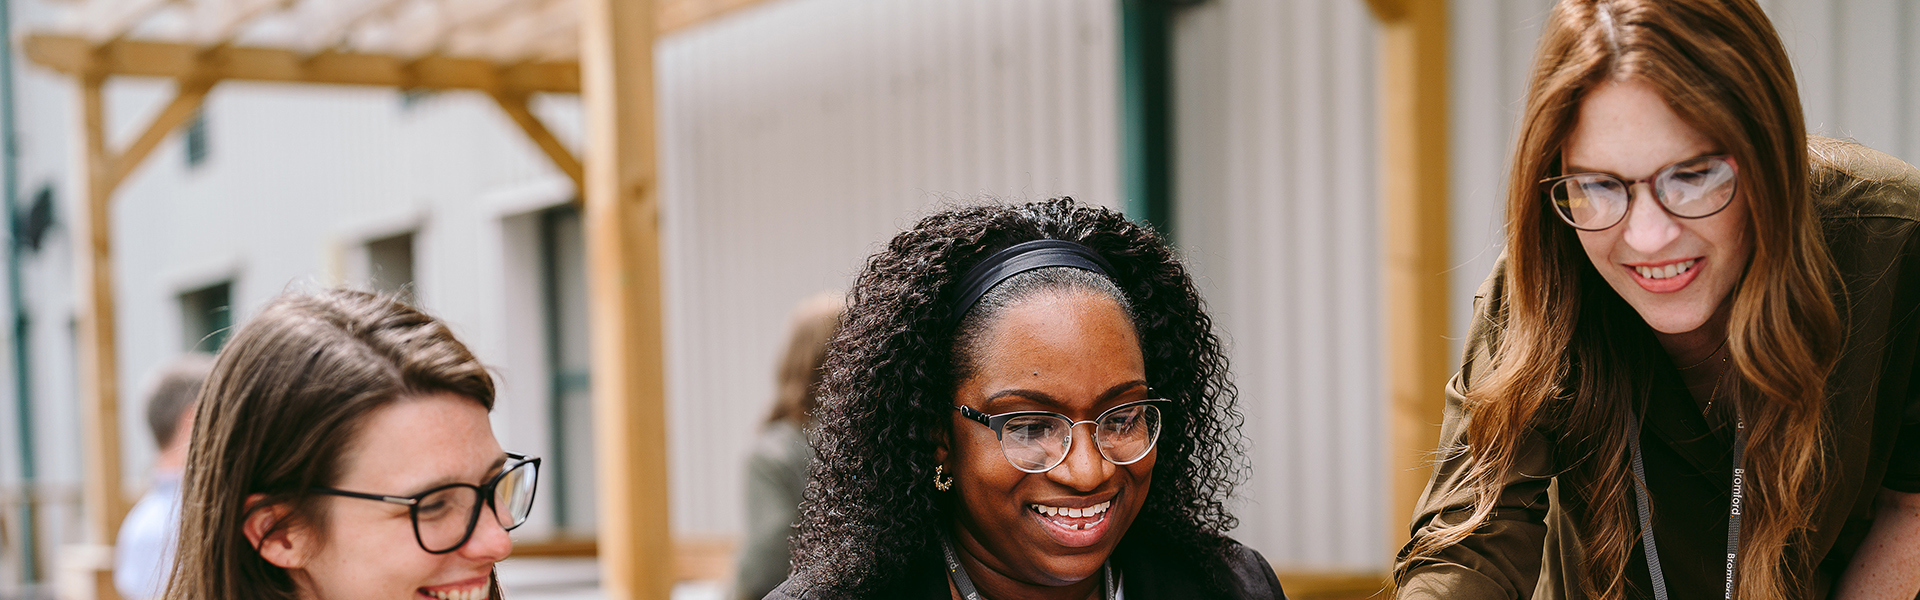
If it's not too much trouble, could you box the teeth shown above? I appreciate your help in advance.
[426,586,486,600]
[1635,259,1696,280]
[1030,501,1112,519]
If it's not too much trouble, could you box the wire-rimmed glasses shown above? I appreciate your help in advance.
[313,453,540,554]
[1542,154,1738,231]
[955,399,1169,473]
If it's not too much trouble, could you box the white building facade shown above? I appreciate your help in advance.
[2,0,1918,592]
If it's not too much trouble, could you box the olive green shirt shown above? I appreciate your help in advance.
[1396,139,1920,600]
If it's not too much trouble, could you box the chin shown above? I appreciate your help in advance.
[1627,300,1715,334]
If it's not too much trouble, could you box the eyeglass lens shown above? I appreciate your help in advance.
[1549,155,1737,230]
[415,459,540,553]
[1000,403,1162,473]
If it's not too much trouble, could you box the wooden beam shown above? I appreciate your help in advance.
[24,34,580,93]
[108,79,214,189]
[580,0,670,599]
[1372,0,1451,553]
[491,90,583,193]
[73,74,126,548]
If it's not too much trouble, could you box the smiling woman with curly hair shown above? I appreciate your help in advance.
[767,198,1284,600]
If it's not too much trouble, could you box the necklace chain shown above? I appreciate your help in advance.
[1680,337,1730,371]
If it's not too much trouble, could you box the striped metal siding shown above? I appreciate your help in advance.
[1170,0,1385,570]
[656,0,1122,536]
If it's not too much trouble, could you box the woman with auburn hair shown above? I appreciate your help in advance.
[1395,1,1920,599]
[771,198,1282,599]
[163,289,540,600]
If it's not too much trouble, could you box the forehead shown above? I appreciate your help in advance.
[960,291,1145,401]
[1564,78,1718,177]
[336,392,502,490]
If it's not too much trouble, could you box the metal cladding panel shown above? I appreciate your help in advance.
[1171,0,1384,570]
[655,0,1121,537]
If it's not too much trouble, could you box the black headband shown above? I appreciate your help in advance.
[949,239,1115,326]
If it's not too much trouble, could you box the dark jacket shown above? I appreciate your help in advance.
[764,538,1286,599]
[1395,138,1920,599]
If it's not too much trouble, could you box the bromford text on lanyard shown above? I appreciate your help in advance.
[1627,406,1747,600]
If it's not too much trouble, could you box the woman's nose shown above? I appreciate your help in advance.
[1047,423,1115,491]
[1621,182,1681,254]
[457,507,515,563]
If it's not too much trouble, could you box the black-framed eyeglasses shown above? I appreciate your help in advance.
[313,453,540,554]
[956,399,1170,474]
[1542,154,1738,231]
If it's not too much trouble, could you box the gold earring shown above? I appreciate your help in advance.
[933,465,954,491]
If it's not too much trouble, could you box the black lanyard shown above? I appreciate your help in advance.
[939,534,1117,600]
[1626,406,1747,600]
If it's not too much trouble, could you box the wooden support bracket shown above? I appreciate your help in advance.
[491,91,584,194]
[109,79,215,190]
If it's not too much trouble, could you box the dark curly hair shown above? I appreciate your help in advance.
[789,198,1249,596]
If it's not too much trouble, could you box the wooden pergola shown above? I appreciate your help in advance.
[20,0,1454,598]
[23,0,774,598]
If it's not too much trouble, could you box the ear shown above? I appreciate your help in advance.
[243,494,310,569]
[932,415,952,465]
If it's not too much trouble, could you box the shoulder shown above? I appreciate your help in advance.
[1214,541,1287,600]
[1117,537,1286,600]
[1809,136,1920,223]
[749,421,809,466]
[768,560,948,600]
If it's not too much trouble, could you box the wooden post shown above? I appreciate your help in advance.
[578,0,671,599]
[1366,0,1452,549]
[73,73,127,547]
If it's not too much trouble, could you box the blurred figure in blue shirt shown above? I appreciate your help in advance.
[114,354,213,600]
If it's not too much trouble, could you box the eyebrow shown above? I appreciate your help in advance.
[408,453,511,495]
[1562,152,1724,179]
[980,380,1149,411]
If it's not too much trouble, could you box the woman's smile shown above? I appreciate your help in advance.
[1624,256,1704,293]
[1027,494,1119,547]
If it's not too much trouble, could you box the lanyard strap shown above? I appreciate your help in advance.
[1626,407,1747,600]
[940,534,1116,600]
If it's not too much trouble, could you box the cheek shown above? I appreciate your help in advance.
[309,513,442,596]
[1575,228,1617,268]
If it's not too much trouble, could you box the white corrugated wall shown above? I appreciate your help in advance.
[1171,0,1385,571]
[655,0,1122,538]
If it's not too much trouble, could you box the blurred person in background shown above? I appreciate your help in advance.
[733,292,845,600]
[1395,1,1920,598]
[162,289,540,600]
[772,198,1283,599]
[114,353,215,600]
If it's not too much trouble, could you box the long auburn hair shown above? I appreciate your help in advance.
[163,289,503,600]
[1400,1,1842,597]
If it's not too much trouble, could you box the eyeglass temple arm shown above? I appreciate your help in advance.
[954,404,993,427]
[313,487,419,506]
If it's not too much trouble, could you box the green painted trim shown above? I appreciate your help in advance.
[1119,0,1188,237]
[539,206,573,529]
[0,0,42,584]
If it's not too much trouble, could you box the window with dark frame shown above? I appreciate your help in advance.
[179,281,232,353]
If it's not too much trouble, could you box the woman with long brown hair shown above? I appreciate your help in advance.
[163,289,540,600]
[1395,1,1920,598]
